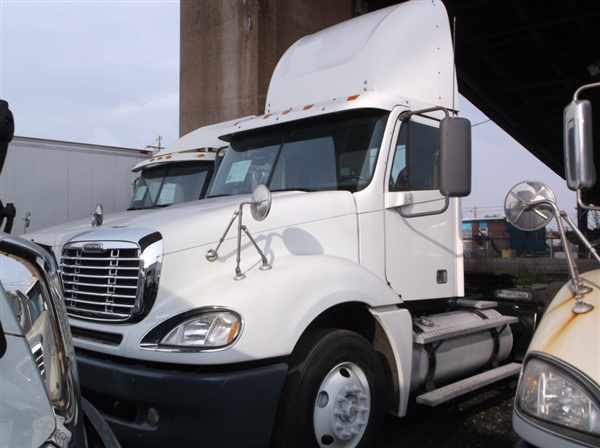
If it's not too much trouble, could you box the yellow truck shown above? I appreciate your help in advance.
[508,83,600,447]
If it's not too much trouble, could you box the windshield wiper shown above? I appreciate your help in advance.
[207,187,317,200]
[127,203,172,211]
[206,193,232,199]
[271,188,317,193]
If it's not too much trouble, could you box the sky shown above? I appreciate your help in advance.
[0,0,576,218]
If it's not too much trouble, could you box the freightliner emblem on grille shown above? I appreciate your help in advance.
[82,242,104,253]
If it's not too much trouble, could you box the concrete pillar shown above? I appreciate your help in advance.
[180,0,353,136]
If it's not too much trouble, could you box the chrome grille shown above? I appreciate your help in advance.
[60,241,142,322]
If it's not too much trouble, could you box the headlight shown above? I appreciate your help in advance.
[518,357,600,435]
[141,309,242,351]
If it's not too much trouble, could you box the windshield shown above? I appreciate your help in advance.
[129,162,213,210]
[207,109,388,198]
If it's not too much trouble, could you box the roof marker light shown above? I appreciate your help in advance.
[282,108,292,115]
[347,94,360,101]
[263,113,272,119]
[303,104,314,110]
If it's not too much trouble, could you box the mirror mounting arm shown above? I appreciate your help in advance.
[234,204,245,280]
[397,106,451,219]
[398,196,449,219]
[561,211,600,264]
[241,225,271,271]
[528,198,594,314]
[206,201,271,280]
[576,188,600,212]
[398,106,452,123]
[396,105,465,219]
[573,81,600,101]
[205,208,241,263]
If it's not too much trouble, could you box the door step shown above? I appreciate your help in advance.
[414,314,518,345]
[416,362,522,407]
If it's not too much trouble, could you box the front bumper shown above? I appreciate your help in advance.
[513,408,597,448]
[76,350,288,447]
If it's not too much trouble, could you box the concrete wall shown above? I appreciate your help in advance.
[180,0,353,136]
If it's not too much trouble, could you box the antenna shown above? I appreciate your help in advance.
[145,135,164,152]
[452,16,457,114]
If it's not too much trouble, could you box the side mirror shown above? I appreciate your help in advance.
[0,235,83,435]
[214,147,227,174]
[504,180,596,314]
[91,203,104,227]
[504,181,556,231]
[563,99,596,190]
[439,117,472,197]
[0,100,15,176]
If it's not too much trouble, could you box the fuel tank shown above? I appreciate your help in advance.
[411,309,514,391]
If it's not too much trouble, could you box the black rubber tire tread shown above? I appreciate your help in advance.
[272,328,385,448]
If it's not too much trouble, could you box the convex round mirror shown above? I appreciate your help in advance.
[250,184,271,222]
[91,203,104,227]
[504,181,556,231]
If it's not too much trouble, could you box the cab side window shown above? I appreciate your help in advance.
[389,119,440,191]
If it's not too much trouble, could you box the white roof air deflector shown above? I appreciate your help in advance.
[267,0,455,112]
[229,0,456,136]
[133,116,254,172]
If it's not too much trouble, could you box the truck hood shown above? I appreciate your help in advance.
[27,208,161,249]
[528,270,600,384]
[29,190,357,255]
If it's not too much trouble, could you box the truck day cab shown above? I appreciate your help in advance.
[128,118,242,210]
[29,118,239,258]
[28,2,522,447]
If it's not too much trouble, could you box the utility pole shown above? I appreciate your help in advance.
[145,135,164,152]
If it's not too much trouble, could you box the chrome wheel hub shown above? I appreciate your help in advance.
[313,362,371,448]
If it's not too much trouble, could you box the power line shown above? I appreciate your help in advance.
[472,119,492,128]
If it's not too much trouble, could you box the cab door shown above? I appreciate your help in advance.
[384,114,463,300]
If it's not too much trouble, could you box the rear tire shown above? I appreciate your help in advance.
[272,329,385,448]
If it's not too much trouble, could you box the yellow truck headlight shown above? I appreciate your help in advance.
[518,357,600,436]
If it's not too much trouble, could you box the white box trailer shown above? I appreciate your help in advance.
[0,136,150,234]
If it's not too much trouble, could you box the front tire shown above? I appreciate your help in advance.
[272,329,385,448]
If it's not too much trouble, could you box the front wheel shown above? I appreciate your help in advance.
[272,329,386,448]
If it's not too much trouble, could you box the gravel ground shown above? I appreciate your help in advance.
[383,382,520,447]
[117,382,520,447]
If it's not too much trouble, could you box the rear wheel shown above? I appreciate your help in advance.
[272,329,385,448]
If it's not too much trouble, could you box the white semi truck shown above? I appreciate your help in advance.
[27,2,522,447]
[128,119,239,210]
[29,118,241,260]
